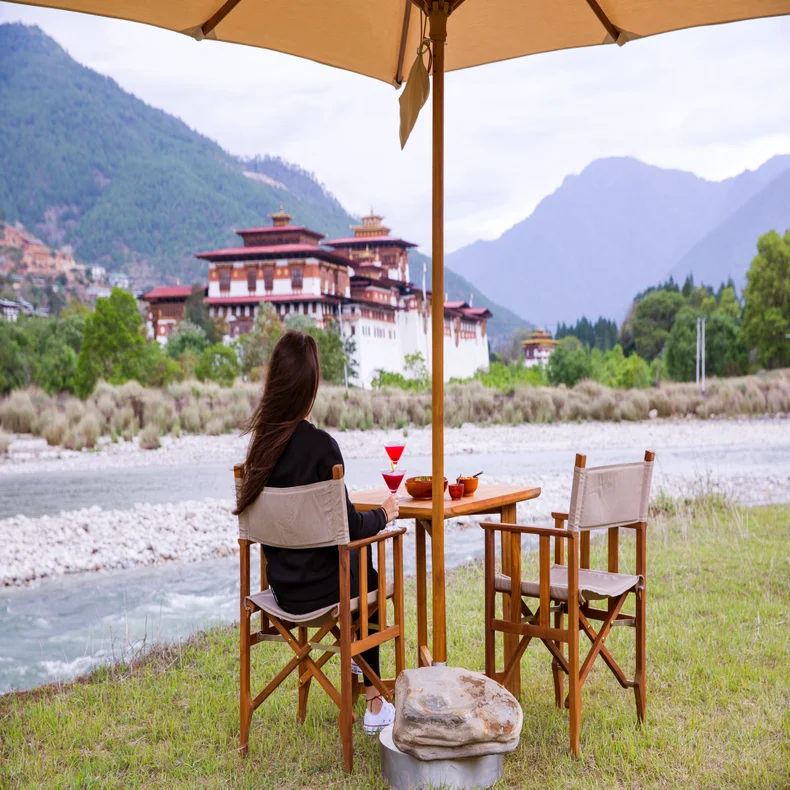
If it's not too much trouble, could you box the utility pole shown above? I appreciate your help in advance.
[695,317,700,387]
[696,317,706,393]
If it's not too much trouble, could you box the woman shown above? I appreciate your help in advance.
[234,330,399,734]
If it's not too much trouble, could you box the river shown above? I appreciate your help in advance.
[2,420,788,693]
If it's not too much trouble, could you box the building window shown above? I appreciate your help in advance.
[219,268,231,293]
[333,270,339,294]
[247,268,257,293]
[291,265,303,290]
[263,266,274,291]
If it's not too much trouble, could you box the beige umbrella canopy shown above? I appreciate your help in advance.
[12,0,790,665]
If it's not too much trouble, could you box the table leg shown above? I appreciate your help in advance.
[415,519,429,667]
[501,503,521,697]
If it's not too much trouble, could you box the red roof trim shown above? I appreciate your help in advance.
[236,226,325,239]
[323,235,417,248]
[195,243,351,266]
[142,286,196,300]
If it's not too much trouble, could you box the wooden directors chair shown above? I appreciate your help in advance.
[482,450,655,754]
[234,464,406,773]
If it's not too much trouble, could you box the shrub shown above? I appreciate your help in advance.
[0,429,11,454]
[76,412,102,449]
[62,429,83,451]
[0,391,36,433]
[180,404,202,433]
[204,416,226,436]
[111,407,136,435]
[139,424,161,450]
[63,397,86,426]
[42,412,69,446]
[95,393,116,422]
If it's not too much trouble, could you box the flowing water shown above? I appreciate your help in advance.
[2,438,788,693]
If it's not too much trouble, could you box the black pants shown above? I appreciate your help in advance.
[350,547,380,687]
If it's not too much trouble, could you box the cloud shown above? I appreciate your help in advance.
[2,4,789,253]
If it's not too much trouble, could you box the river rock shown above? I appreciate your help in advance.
[392,666,522,760]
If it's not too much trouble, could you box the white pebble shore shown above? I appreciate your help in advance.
[1,416,788,587]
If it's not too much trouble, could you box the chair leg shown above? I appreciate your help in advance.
[239,608,252,756]
[567,541,581,756]
[552,607,564,708]
[297,626,311,724]
[634,586,646,723]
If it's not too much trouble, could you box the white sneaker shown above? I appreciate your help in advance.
[351,659,363,676]
[364,699,395,735]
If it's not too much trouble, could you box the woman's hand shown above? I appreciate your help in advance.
[381,494,399,523]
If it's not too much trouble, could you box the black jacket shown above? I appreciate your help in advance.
[261,419,386,613]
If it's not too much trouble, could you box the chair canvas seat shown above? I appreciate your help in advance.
[495,565,643,605]
[247,584,395,628]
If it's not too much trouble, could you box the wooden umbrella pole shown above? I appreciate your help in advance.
[428,0,449,666]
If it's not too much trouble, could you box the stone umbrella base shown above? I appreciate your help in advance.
[379,725,504,790]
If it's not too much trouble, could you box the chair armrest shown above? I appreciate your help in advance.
[480,522,573,540]
[347,526,407,550]
[551,512,568,521]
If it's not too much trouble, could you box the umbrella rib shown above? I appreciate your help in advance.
[202,0,244,37]
[583,0,620,42]
[395,0,413,86]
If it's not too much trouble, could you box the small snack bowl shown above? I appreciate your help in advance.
[448,483,464,500]
[457,476,480,496]
[405,476,449,500]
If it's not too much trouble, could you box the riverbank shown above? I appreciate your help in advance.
[2,412,788,476]
[2,502,787,788]
[1,371,788,457]
[2,416,789,587]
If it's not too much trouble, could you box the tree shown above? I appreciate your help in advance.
[742,229,790,369]
[705,312,748,377]
[166,319,209,358]
[184,284,217,344]
[717,286,741,320]
[310,325,346,384]
[74,287,147,397]
[238,303,283,374]
[664,307,700,382]
[630,289,686,361]
[666,307,748,381]
[195,343,240,387]
[547,336,591,387]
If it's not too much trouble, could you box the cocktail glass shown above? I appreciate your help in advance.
[381,468,406,495]
[384,443,406,465]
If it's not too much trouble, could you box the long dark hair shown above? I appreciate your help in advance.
[234,330,320,514]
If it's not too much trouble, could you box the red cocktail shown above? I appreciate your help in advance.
[381,468,406,494]
[384,443,406,465]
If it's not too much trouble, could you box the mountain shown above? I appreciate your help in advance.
[446,155,790,326]
[0,23,527,342]
[667,167,790,287]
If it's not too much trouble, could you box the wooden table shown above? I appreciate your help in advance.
[351,484,540,696]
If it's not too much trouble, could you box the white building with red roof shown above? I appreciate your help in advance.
[143,208,491,386]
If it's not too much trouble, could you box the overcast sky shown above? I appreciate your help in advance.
[2,4,789,253]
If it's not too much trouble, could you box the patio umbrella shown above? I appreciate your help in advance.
[12,0,790,665]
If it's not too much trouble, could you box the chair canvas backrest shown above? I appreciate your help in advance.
[567,457,654,531]
[236,472,350,548]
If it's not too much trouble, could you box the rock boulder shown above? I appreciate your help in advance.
[392,666,522,761]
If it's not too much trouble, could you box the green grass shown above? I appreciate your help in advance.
[2,502,789,788]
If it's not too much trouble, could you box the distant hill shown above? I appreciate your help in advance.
[0,23,527,341]
[667,167,790,287]
[446,155,790,326]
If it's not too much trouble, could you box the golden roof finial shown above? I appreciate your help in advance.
[269,204,292,227]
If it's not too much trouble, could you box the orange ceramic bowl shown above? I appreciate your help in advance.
[457,476,479,496]
[405,476,449,500]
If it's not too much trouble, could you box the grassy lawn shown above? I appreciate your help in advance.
[2,501,789,788]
